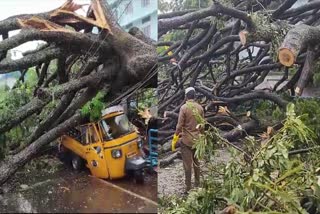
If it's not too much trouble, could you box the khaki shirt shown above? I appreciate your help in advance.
[175,100,204,147]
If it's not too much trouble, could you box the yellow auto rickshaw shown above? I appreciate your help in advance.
[58,106,146,183]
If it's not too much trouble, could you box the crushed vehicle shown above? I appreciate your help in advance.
[58,106,146,183]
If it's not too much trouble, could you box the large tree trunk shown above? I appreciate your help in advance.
[222,120,259,142]
[0,113,84,185]
[0,0,156,185]
[278,25,320,67]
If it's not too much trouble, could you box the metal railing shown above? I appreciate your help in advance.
[146,129,158,168]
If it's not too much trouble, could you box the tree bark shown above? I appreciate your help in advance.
[295,50,315,96]
[0,0,157,184]
[0,113,84,185]
[222,120,259,142]
[278,25,320,67]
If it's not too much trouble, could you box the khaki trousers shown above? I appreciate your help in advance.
[180,142,200,192]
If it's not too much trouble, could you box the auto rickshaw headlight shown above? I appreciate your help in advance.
[111,149,122,158]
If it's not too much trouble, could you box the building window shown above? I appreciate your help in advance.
[125,1,133,14]
[142,25,151,37]
[142,16,151,24]
[141,0,150,7]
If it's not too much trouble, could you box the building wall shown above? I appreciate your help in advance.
[107,0,157,41]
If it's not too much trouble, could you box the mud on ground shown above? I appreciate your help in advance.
[158,149,231,197]
[0,154,157,213]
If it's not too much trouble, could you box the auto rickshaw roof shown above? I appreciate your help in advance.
[101,111,123,120]
[101,105,124,116]
[75,106,125,128]
[77,111,124,128]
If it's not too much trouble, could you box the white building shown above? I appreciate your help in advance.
[107,0,157,41]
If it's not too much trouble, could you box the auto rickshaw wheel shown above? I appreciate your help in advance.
[57,144,72,164]
[71,153,85,171]
[134,169,144,184]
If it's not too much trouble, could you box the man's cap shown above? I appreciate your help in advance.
[185,87,195,94]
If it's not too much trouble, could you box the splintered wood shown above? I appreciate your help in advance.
[17,0,112,34]
[90,0,112,32]
[58,0,85,12]
[239,30,249,45]
[17,17,74,32]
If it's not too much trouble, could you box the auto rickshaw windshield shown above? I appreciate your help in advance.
[100,114,133,140]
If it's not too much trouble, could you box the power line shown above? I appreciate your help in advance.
[107,63,158,107]
[118,0,133,21]
[71,0,133,77]
[88,0,133,58]
[76,0,130,63]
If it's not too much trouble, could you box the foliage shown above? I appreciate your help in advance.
[157,30,187,56]
[80,92,105,121]
[0,85,32,118]
[248,12,289,61]
[162,103,320,213]
[136,88,158,111]
[24,154,63,174]
[160,180,222,214]
[24,67,39,87]
[159,0,211,13]
[183,0,211,9]
[252,98,320,139]
[223,104,316,211]
[0,69,38,159]
[313,73,320,87]
[165,30,188,43]
[70,59,84,74]
[312,61,320,87]
[254,100,275,118]
[294,98,320,138]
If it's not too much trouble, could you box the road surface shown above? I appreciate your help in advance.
[0,156,157,213]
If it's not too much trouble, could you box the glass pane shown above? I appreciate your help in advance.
[101,114,132,139]
[100,120,114,141]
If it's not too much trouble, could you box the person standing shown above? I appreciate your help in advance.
[172,87,204,193]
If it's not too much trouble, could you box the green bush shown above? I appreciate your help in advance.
[81,92,105,122]
[161,103,320,213]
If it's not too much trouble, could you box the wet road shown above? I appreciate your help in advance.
[0,161,157,213]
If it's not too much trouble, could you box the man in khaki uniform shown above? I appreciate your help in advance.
[175,87,204,193]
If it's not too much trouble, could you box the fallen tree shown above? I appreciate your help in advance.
[0,0,156,185]
[157,0,320,163]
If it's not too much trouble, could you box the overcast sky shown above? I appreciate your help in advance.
[0,0,90,54]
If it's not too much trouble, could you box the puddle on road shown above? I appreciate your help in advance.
[0,161,157,213]
[112,171,157,202]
